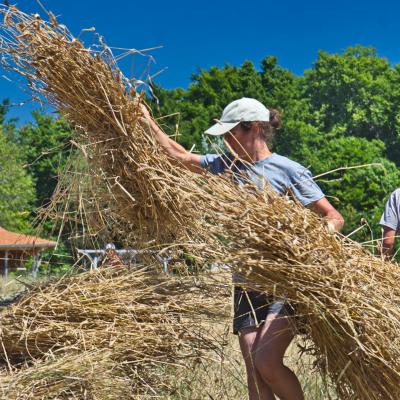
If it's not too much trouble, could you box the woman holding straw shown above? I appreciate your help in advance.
[141,97,344,400]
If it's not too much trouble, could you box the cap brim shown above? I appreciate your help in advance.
[204,121,240,136]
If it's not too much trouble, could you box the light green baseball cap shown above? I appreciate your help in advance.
[205,97,270,136]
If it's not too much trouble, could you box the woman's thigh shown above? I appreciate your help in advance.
[253,312,295,364]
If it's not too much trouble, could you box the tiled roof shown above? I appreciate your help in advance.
[0,227,57,249]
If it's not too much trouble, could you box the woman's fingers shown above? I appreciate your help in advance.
[134,93,151,120]
[139,103,151,120]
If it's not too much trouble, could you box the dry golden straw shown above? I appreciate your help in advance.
[1,350,134,399]
[0,251,230,398]
[0,6,399,399]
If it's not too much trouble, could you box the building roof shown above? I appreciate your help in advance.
[0,227,57,250]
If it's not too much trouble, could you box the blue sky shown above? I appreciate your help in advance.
[2,0,400,123]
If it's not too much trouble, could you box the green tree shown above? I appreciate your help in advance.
[303,46,400,163]
[17,112,73,208]
[306,136,400,241]
[151,58,300,152]
[0,131,35,232]
[0,99,18,140]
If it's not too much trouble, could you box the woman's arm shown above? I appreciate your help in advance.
[379,190,399,256]
[140,103,203,173]
[309,197,345,233]
[381,226,396,256]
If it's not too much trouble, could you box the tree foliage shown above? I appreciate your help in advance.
[150,57,299,152]
[0,131,35,232]
[304,46,400,163]
[307,137,400,240]
[16,112,73,208]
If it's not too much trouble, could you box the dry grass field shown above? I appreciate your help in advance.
[142,323,336,399]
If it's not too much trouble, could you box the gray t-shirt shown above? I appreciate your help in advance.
[380,189,400,234]
[200,152,324,206]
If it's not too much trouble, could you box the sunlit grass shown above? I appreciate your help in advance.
[158,323,336,400]
[0,274,25,299]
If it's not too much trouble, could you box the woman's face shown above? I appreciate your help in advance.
[224,125,252,158]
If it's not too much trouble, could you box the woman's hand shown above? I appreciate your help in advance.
[309,197,344,233]
[139,101,152,122]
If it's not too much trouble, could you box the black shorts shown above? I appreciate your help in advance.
[233,287,295,335]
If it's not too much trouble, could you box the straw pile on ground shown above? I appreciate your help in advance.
[1,350,133,399]
[0,6,399,399]
[0,251,230,398]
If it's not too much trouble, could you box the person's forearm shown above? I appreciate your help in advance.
[381,227,396,257]
[382,239,394,256]
[139,104,202,172]
[143,118,187,158]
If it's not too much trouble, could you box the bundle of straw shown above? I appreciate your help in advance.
[1,6,400,398]
[0,5,210,248]
[0,253,230,397]
[0,350,134,399]
[0,259,227,363]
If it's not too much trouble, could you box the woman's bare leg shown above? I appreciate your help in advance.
[239,327,276,400]
[253,313,304,400]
